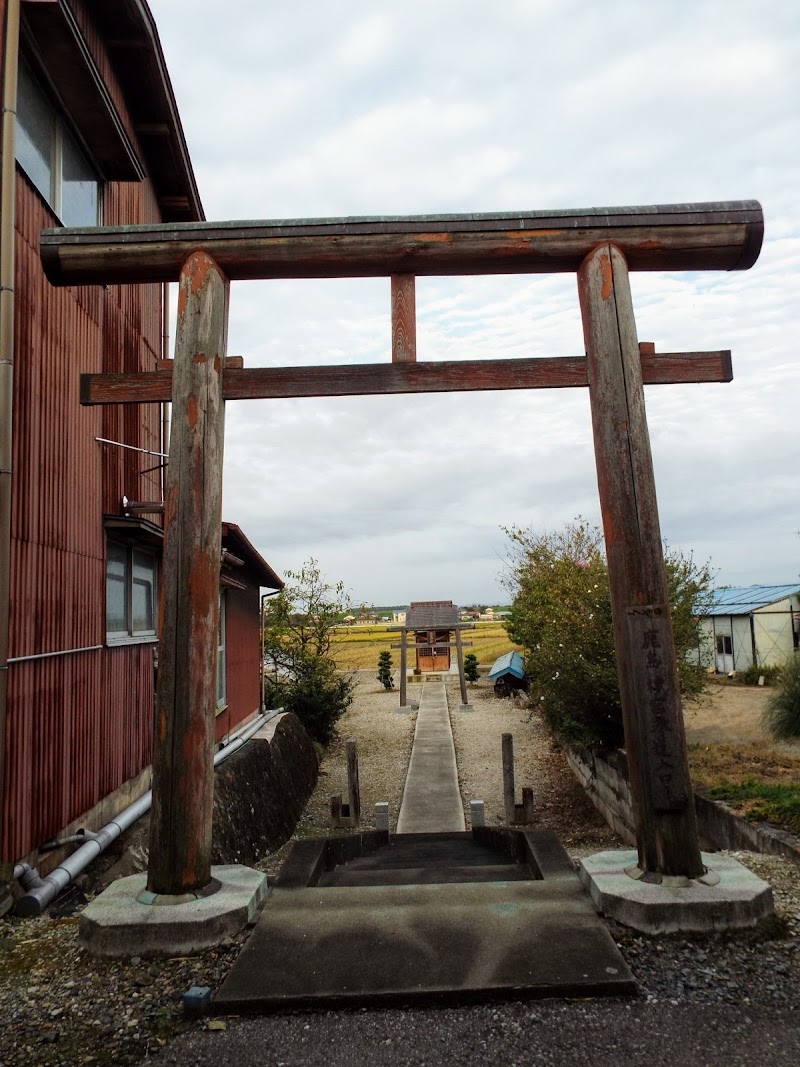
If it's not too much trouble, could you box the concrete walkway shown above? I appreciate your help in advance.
[396,680,465,833]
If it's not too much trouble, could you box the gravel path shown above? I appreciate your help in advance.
[1,675,800,1067]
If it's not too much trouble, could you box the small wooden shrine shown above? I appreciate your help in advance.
[389,600,474,709]
[407,600,458,671]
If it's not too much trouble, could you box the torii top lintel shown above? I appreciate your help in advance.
[41,200,763,287]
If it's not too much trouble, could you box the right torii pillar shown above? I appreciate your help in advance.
[579,244,703,879]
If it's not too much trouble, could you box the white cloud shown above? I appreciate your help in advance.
[149,0,800,603]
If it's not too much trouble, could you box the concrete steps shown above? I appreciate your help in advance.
[316,831,535,886]
[215,827,637,1010]
[317,864,534,887]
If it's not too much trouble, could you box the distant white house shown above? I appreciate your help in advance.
[695,585,800,673]
[392,611,406,624]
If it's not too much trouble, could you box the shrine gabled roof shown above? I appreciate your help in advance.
[405,600,459,630]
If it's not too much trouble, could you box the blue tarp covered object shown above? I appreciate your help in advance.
[488,651,526,682]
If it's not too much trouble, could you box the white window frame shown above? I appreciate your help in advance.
[15,57,101,226]
[216,591,227,711]
[106,541,158,646]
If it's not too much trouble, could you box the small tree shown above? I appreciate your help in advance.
[377,650,394,690]
[763,657,800,739]
[464,652,480,684]
[262,558,355,745]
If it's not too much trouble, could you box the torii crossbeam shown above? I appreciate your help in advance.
[42,200,763,895]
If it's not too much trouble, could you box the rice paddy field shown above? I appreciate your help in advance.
[330,620,521,672]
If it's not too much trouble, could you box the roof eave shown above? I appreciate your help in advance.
[84,0,204,223]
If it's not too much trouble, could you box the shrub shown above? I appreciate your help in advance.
[265,659,354,747]
[464,653,480,684]
[740,664,783,687]
[377,650,394,690]
[762,655,800,740]
[502,519,712,752]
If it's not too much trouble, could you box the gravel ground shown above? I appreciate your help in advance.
[446,678,621,857]
[2,675,800,1067]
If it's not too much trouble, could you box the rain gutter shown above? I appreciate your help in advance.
[0,0,21,902]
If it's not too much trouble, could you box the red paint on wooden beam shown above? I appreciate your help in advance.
[147,250,229,897]
[79,350,734,405]
[391,274,417,362]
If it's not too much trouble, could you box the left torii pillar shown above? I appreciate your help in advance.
[147,251,229,897]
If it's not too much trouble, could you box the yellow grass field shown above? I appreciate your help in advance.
[331,621,521,672]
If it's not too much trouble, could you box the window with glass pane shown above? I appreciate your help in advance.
[61,124,99,227]
[217,593,226,707]
[132,551,156,634]
[107,542,157,641]
[106,543,129,635]
[15,58,99,226]
[16,61,54,203]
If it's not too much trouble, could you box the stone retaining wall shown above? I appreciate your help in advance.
[212,712,318,866]
[567,746,800,864]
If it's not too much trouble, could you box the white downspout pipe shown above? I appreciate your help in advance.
[14,707,282,916]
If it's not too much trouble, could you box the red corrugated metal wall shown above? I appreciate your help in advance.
[3,647,154,860]
[216,586,262,743]
[2,1,166,861]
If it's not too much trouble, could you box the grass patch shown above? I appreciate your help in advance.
[689,742,800,833]
[705,779,800,833]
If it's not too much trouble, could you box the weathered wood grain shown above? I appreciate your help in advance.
[391,274,416,362]
[346,739,361,827]
[502,733,516,825]
[79,349,733,405]
[390,641,474,650]
[455,628,468,705]
[147,251,229,896]
[578,243,703,879]
[399,629,408,709]
[41,201,763,285]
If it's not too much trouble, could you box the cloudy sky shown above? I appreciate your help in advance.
[147,0,799,606]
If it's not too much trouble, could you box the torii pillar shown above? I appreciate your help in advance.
[147,251,228,897]
[579,244,702,878]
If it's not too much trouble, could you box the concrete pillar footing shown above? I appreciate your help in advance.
[579,849,775,935]
[78,865,268,957]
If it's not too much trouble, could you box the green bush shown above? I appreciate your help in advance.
[502,519,712,752]
[464,653,480,684]
[739,664,783,687]
[265,659,354,746]
[762,655,800,740]
[377,650,394,690]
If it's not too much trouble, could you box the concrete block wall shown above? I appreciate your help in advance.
[212,712,319,866]
[567,746,800,864]
[566,749,636,846]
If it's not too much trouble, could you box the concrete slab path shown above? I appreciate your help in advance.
[396,681,465,833]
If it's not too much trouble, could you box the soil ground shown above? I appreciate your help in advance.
[684,681,779,745]
[683,680,800,800]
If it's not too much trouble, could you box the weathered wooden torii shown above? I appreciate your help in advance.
[41,200,763,895]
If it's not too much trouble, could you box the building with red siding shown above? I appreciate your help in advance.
[0,0,281,900]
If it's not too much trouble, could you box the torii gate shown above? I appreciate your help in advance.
[41,200,763,896]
